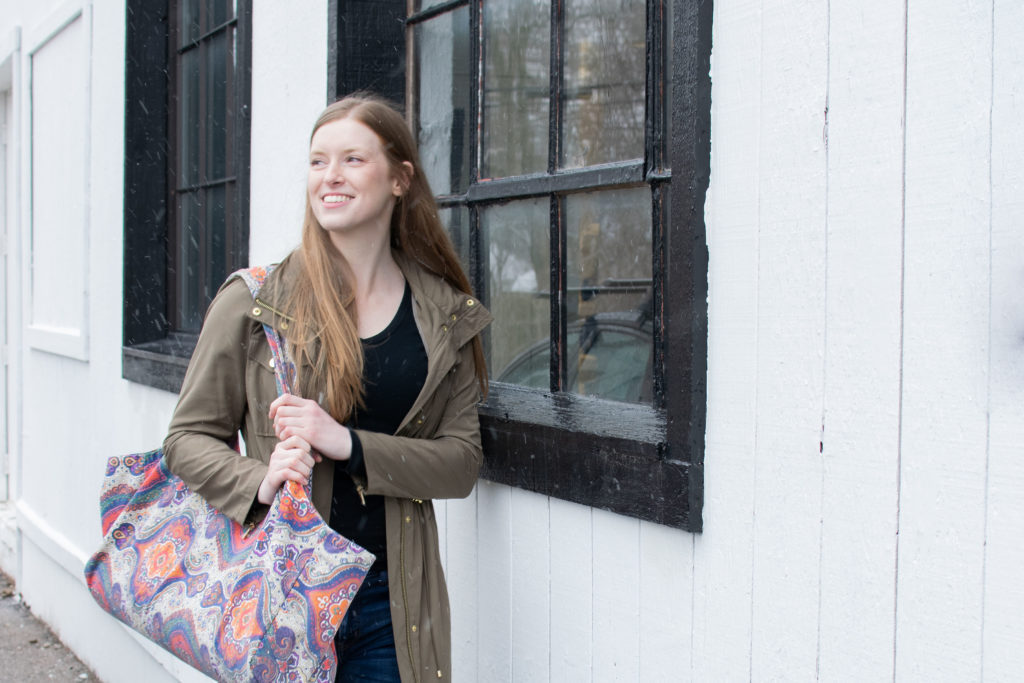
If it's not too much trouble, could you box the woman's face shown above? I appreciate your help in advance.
[307,117,405,241]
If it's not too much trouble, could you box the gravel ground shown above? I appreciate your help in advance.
[0,571,98,682]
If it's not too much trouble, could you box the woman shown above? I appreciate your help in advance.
[164,94,491,683]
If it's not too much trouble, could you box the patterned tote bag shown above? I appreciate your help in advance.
[84,266,375,682]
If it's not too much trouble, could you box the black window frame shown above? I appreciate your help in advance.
[122,0,252,393]
[338,0,709,532]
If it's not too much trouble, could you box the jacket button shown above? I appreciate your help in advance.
[252,307,261,316]
[437,671,443,678]
[268,358,275,369]
[441,325,448,332]
[280,320,289,330]
[411,624,418,632]
[466,299,474,306]
[405,516,411,523]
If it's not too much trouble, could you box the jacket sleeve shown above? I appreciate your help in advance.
[163,278,268,524]
[352,343,483,501]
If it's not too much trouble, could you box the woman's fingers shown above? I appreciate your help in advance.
[268,395,346,461]
[257,436,316,504]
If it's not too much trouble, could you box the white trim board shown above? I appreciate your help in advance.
[23,1,91,362]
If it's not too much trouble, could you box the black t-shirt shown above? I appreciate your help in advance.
[329,282,427,570]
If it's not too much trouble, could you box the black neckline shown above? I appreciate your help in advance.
[360,281,411,345]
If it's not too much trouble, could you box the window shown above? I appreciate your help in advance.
[337,0,709,530]
[122,0,251,392]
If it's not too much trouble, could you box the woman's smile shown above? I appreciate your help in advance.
[307,117,403,240]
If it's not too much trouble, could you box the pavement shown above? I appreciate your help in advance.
[0,571,98,682]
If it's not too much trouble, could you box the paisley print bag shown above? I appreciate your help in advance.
[84,266,375,682]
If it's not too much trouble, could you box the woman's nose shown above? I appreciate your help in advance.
[325,162,345,184]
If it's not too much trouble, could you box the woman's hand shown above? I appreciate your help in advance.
[269,393,353,462]
[256,434,318,505]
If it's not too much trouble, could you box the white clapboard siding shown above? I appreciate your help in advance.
[693,0,762,677]
[443,490,479,682]
[896,1,993,680]
[592,510,641,683]
[476,481,513,681]
[639,520,693,682]
[550,497,594,682]
[981,0,1024,677]
[817,0,905,678]
[509,487,550,683]
[748,1,828,680]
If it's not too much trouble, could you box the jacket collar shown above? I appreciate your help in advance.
[243,249,492,352]
[394,249,491,351]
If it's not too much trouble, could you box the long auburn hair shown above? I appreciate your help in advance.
[283,93,487,423]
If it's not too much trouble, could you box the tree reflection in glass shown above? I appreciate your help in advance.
[565,187,652,402]
[562,0,646,168]
[483,0,550,178]
[482,199,550,377]
[416,6,471,195]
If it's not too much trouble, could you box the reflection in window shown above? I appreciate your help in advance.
[409,0,659,406]
[439,205,471,277]
[565,188,652,402]
[482,0,550,178]
[171,0,240,332]
[482,199,550,377]
[562,0,646,168]
[415,6,471,195]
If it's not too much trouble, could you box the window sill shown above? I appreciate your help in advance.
[122,333,198,394]
[478,383,702,531]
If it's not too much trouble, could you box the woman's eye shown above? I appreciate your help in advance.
[310,158,326,167]
[345,156,363,165]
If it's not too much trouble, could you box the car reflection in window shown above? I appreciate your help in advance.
[496,283,654,405]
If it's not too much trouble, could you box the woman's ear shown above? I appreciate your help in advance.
[393,161,415,197]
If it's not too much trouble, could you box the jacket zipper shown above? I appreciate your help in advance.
[400,499,420,683]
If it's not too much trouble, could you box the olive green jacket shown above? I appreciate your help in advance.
[164,249,492,683]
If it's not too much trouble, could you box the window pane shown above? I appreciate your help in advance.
[205,30,229,180]
[416,7,471,195]
[483,0,550,178]
[565,187,652,403]
[180,0,200,47]
[205,183,228,310]
[664,0,672,170]
[439,205,471,277]
[179,46,200,187]
[414,0,454,13]
[177,190,203,331]
[483,198,550,383]
[206,0,234,27]
[561,0,646,168]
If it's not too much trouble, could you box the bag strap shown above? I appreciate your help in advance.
[231,265,296,396]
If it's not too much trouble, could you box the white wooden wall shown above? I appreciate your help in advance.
[0,1,1021,682]
[438,1,1024,681]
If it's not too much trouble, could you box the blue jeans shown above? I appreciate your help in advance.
[334,570,401,683]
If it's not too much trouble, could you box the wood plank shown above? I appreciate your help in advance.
[748,0,829,680]
[509,487,551,683]
[981,1,1024,677]
[476,481,513,681]
[639,521,692,681]
[443,490,478,682]
[592,509,640,683]
[895,1,993,679]
[550,498,593,682]
[816,1,905,679]
[691,0,762,678]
